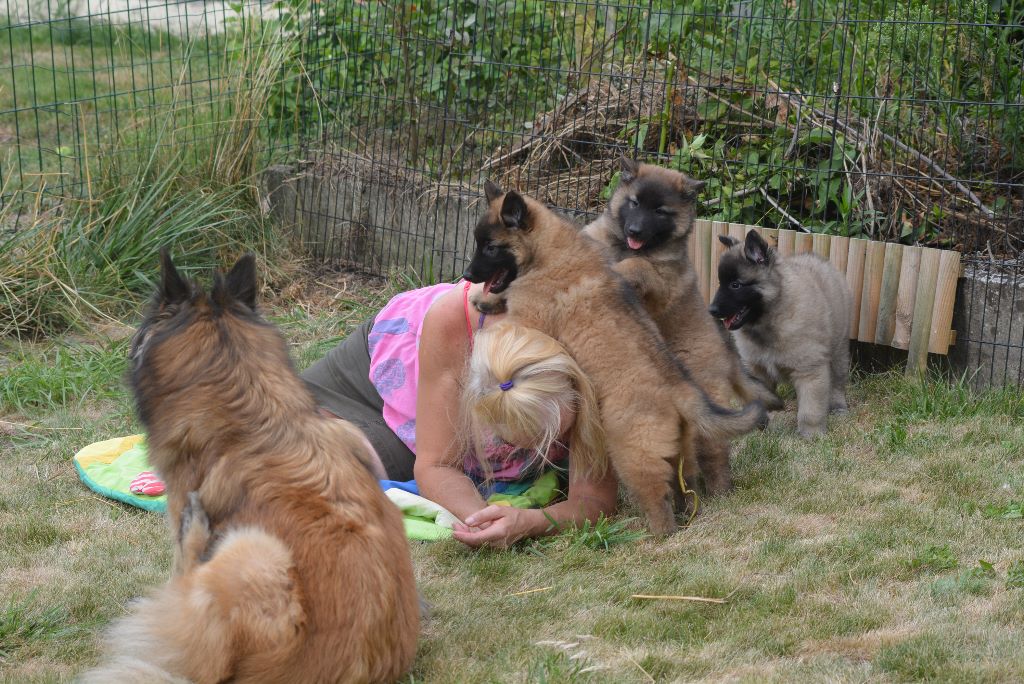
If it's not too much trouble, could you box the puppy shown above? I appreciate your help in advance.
[79,252,419,684]
[711,230,852,437]
[583,158,782,493]
[463,182,767,535]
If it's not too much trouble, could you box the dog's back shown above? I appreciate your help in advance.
[739,252,851,376]
[80,253,419,683]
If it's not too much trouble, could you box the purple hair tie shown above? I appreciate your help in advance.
[499,380,514,391]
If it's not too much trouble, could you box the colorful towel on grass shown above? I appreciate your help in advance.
[72,437,562,541]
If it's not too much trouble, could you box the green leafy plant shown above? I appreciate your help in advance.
[907,545,958,573]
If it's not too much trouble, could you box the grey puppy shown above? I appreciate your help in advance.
[710,230,852,438]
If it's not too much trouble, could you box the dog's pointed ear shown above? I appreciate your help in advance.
[500,191,528,230]
[484,180,504,203]
[619,157,640,184]
[679,175,706,200]
[225,253,258,309]
[718,235,740,248]
[159,248,190,305]
[743,230,772,265]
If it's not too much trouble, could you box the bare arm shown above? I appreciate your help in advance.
[412,286,489,522]
[452,454,619,548]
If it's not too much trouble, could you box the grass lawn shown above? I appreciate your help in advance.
[2,272,1023,683]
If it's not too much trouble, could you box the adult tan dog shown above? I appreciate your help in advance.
[462,183,766,535]
[79,252,419,684]
[583,159,782,494]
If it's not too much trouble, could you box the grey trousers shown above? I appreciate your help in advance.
[300,319,417,481]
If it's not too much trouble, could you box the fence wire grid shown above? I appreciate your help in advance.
[3,0,1024,386]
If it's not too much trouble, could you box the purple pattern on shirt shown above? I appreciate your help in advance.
[371,358,406,398]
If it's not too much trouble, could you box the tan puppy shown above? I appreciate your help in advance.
[462,183,767,536]
[79,252,419,684]
[583,159,782,493]
[711,231,852,437]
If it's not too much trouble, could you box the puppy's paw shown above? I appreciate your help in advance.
[469,290,508,315]
[797,424,827,439]
[829,399,849,415]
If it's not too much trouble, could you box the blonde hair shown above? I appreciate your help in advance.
[459,321,606,479]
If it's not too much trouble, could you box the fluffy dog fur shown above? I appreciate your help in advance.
[79,252,419,684]
[462,183,767,535]
[583,159,782,494]
[711,230,852,437]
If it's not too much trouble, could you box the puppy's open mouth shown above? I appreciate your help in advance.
[626,236,645,250]
[722,307,749,330]
[484,269,510,295]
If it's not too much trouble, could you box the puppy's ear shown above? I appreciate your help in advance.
[500,191,528,230]
[159,248,190,306]
[743,230,773,266]
[225,253,258,310]
[619,157,640,183]
[718,235,740,248]
[484,180,504,203]
[679,175,706,200]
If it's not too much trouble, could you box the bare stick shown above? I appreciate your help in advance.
[630,594,728,604]
[760,188,806,231]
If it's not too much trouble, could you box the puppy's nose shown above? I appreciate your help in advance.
[625,224,642,237]
[708,302,722,318]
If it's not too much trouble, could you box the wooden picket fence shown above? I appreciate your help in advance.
[688,220,962,375]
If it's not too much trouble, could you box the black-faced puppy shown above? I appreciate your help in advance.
[463,182,767,535]
[711,230,852,438]
[584,158,782,494]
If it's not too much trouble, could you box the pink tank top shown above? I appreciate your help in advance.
[367,284,568,482]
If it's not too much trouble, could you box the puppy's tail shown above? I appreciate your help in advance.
[77,527,304,684]
[732,371,784,412]
[688,395,768,442]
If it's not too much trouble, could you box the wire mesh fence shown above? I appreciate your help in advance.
[0,0,292,213]
[3,0,1023,386]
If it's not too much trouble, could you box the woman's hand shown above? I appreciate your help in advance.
[451,505,546,549]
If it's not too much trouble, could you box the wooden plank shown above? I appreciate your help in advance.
[891,246,921,350]
[873,242,904,346]
[776,229,795,257]
[906,248,941,375]
[794,232,813,254]
[693,219,713,304]
[928,250,962,355]
[710,221,730,296]
[845,239,867,339]
[812,233,831,259]
[728,222,746,245]
[857,240,887,342]
[761,227,779,250]
[829,235,850,276]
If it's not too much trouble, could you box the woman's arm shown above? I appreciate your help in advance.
[412,286,490,522]
[452,459,619,548]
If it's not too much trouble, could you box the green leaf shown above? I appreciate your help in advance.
[800,127,836,146]
[696,99,729,123]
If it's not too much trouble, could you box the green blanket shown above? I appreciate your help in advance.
[73,436,562,541]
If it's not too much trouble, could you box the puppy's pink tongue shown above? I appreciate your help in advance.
[627,237,644,250]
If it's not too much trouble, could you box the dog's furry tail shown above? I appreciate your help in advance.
[733,371,785,412]
[76,658,189,684]
[691,397,768,442]
[77,527,303,684]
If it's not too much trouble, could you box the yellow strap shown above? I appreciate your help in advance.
[677,457,700,526]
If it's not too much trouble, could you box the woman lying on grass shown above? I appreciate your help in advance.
[301,280,617,548]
